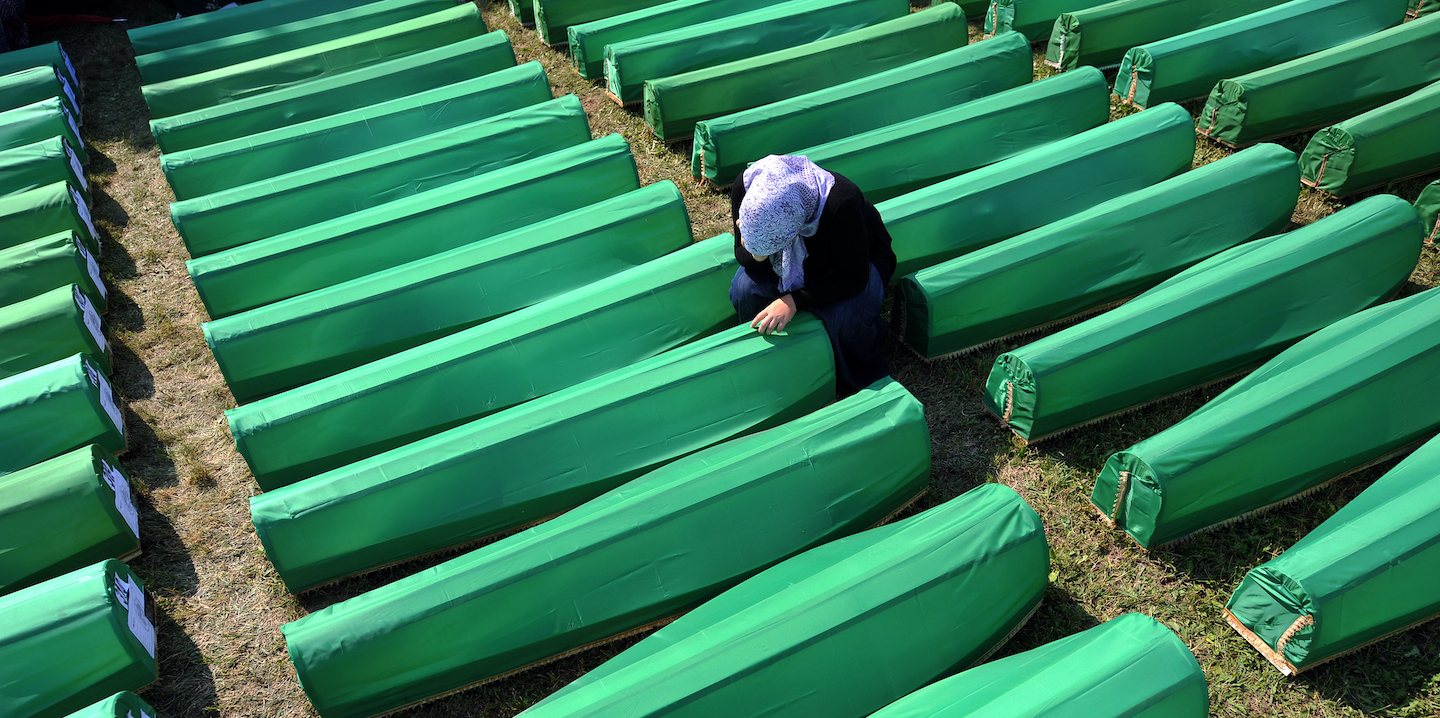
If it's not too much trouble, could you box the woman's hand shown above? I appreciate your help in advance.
[752,295,797,335]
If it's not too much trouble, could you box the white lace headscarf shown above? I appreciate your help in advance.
[737,155,836,293]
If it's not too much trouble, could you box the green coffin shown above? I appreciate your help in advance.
[134,0,458,84]
[0,181,97,256]
[0,42,78,95]
[140,3,488,118]
[879,103,1195,280]
[604,0,907,105]
[252,320,832,592]
[1093,286,1440,549]
[795,68,1109,203]
[171,96,590,257]
[534,0,675,45]
[1225,431,1440,675]
[693,32,1030,186]
[0,232,105,311]
[0,98,84,163]
[1413,0,1439,14]
[509,0,535,24]
[229,234,737,490]
[519,483,1049,718]
[128,0,376,54]
[1114,0,1406,108]
[1197,13,1440,146]
[282,377,926,718]
[59,691,158,718]
[568,0,784,79]
[0,136,87,202]
[869,613,1207,717]
[0,445,140,597]
[0,354,125,474]
[148,31,516,153]
[982,0,1114,40]
[0,561,155,718]
[897,144,1298,359]
[0,67,80,121]
[186,134,640,318]
[1299,79,1440,196]
[984,195,1423,442]
[643,4,968,141]
[204,182,692,401]
[1418,179,1440,243]
[0,285,110,380]
[1045,0,1293,72]
[160,62,551,200]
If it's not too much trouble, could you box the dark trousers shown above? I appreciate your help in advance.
[729,265,890,396]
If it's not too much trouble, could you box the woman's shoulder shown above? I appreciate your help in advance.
[822,172,871,216]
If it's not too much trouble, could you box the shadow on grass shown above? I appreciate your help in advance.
[141,607,219,716]
[1299,621,1440,716]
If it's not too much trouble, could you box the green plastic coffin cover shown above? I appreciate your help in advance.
[1225,430,1440,675]
[1197,13,1440,146]
[604,0,907,105]
[1114,0,1405,108]
[0,136,88,201]
[60,691,157,718]
[869,613,1207,717]
[0,284,110,380]
[171,96,590,257]
[535,0,674,44]
[205,181,691,401]
[134,0,458,84]
[1045,0,1293,72]
[509,0,535,24]
[284,378,926,718]
[0,560,156,718]
[897,144,1299,359]
[148,31,516,153]
[1299,79,1440,196]
[0,98,85,163]
[982,0,1113,40]
[128,0,376,54]
[0,181,97,257]
[229,234,737,490]
[568,0,783,79]
[0,354,125,474]
[252,319,835,592]
[187,134,640,318]
[694,31,1030,186]
[0,445,140,596]
[0,66,80,121]
[140,3,488,118]
[878,103,1195,278]
[0,42,78,94]
[160,62,551,200]
[794,68,1109,203]
[1418,179,1440,243]
[520,483,1049,718]
[0,232,105,311]
[1093,286,1440,549]
[643,4,967,142]
[985,195,1422,442]
[1413,0,1439,15]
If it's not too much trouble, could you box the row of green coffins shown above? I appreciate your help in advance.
[568,0,788,79]
[0,60,80,122]
[1044,0,1295,72]
[1298,78,1440,196]
[0,353,126,475]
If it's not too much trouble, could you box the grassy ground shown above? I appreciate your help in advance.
[41,1,1440,715]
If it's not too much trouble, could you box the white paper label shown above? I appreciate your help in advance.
[85,362,125,436]
[75,237,106,300]
[65,141,88,191]
[63,105,80,141]
[74,286,107,354]
[101,460,140,538]
[112,574,156,658]
[59,71,77,110]
[71,186,98,244]
[60,49,76,86]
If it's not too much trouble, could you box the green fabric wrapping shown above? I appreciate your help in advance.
[1092,286,1440,549]
[0,67,80,122]
[0,446,140,597]
[0,285,110,380]
[879,103,1196,279]
[59,692,158,718]
[983,195,1423,443]
[982,0,1113,40]
[520,483,1049,718]
[251,319,835,592]
[0,136,88,203]
[186,134,640,318]
[0,354,126,475]
[868,613,1207,717]
[897,144,1299,359]
[644,5,971,142]
[283,378,926,718]
[171,96,590,257]
[1045,0,1294,72]
[1418,179,1440,243]
[0,232,105,311]
[949,0,999,16]
[134,0,459,85]
[1299,79,1440,196]
[693,33,1030,186]
[229,234,737,490]
[1114,0,1407,109]
[0,182,98,256]
[0,560,156,718]
[1197,13,1440,146]
[1225,432,1440,675]
[0,98,85,164]
[535,0,675,45]
[128,0,375,54]
[794,69,1109,203]
[148,31,516,153]
[568,0,787,79]
[603,0,908,105]
[204,182,692,402]
[0,42,78,95]
[1413,0,1439,15]
[139,4,488,119]
[160,63,551,200]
